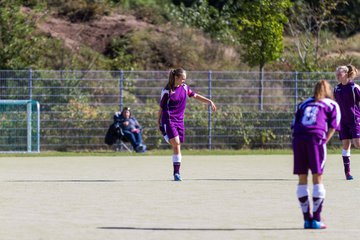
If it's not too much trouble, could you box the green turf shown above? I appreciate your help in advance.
[1,155,359,240]
[1,147,359,157]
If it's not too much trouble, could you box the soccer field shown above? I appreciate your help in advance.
[0,155,359,240]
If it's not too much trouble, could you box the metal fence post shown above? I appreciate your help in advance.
[116,70,125,152]
[294,71,298,112]
[29,68,33,100]
[259,69,264,111]
[208,70,212,150]
[119,70,124,111]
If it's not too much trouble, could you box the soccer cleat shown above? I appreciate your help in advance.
[346,174,354,180]
[311,220,327,229]
[304,220,312,229]
[174,173,182,181]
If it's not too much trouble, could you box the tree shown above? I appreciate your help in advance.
[0,3,40,69]
[225,0,292,110]
[168,0,234,43]
[286,0,347,71]
[331,0,360,37]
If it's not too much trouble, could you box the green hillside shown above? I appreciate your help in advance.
[1,0,359,72]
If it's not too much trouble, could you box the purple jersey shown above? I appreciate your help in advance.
[159,84,195,124]
[334,81,360,125]
[292,97,341,141]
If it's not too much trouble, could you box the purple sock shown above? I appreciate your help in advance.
[312,197,324,221]
[173,162,181,175]
[298,196,312,221]
[342,156,350,174]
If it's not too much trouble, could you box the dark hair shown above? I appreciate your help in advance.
[165,68,186,92]
[121,107,131,116]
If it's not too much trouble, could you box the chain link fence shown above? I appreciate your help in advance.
[0,70,343,151]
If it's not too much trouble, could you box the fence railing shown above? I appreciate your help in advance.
[0,70,344,151]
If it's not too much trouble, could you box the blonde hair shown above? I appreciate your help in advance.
[336,64,359,80]
[347,64,358,79]
[165,68,186,92]
[314,79,333,101]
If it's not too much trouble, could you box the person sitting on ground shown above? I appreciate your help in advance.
[114,107,146,153]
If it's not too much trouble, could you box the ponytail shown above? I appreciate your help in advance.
[347,64,359,80]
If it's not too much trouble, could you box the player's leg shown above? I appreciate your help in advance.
[297,174,312,229]
[293,138,312,229]
[309,141,326,229]
[169,136,181,181]
[311,174,326,229]
[170,124,185,181]
[340,124,353,180]
[166,123,182,181]
[341,139,353,180]
[160,124,170,144]
[350,124,360,149]
[352,138,360,148]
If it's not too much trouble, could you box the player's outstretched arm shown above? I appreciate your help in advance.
[193,94,216,112]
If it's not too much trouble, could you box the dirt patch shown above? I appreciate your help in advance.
[37,13,154,53]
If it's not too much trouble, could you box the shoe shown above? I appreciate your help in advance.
[346,174,354,180]
[311,220,327,229]
[304,220,312,229]
[174,173,182,181]
[135,144,146,153]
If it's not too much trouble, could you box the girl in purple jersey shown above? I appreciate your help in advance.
[292,80,341,229]
[157,68,216,181]
[334,64,360,180]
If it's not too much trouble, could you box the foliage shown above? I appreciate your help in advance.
[315,0,360,38]
[123,27,242,70]
[171,0,228,9]
[1,0,360,72]
[286,0,347,71]
[225,0,291,70]
[167,0,235,43]
[104,37,138,71]
[47,0,110,22]
[110,0,171,24]
[0,4,37,69]
[223,0,292,110]
[109,0,170,8]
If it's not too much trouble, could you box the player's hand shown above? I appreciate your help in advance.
[210,101,216,112]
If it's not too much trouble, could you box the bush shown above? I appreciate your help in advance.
[48,0,110,22]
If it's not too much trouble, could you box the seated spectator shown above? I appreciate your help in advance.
[114,107,146,153]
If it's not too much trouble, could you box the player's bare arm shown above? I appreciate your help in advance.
[325,128,336,144]
[193,94,217,112]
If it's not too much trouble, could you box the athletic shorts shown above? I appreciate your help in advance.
[292,136,326,175]
[338,123,360,140]
[162,122,185,143]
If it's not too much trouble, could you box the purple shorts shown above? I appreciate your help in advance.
[162,122,185,143]
[338,123,360,140]
[292,136,326,175]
